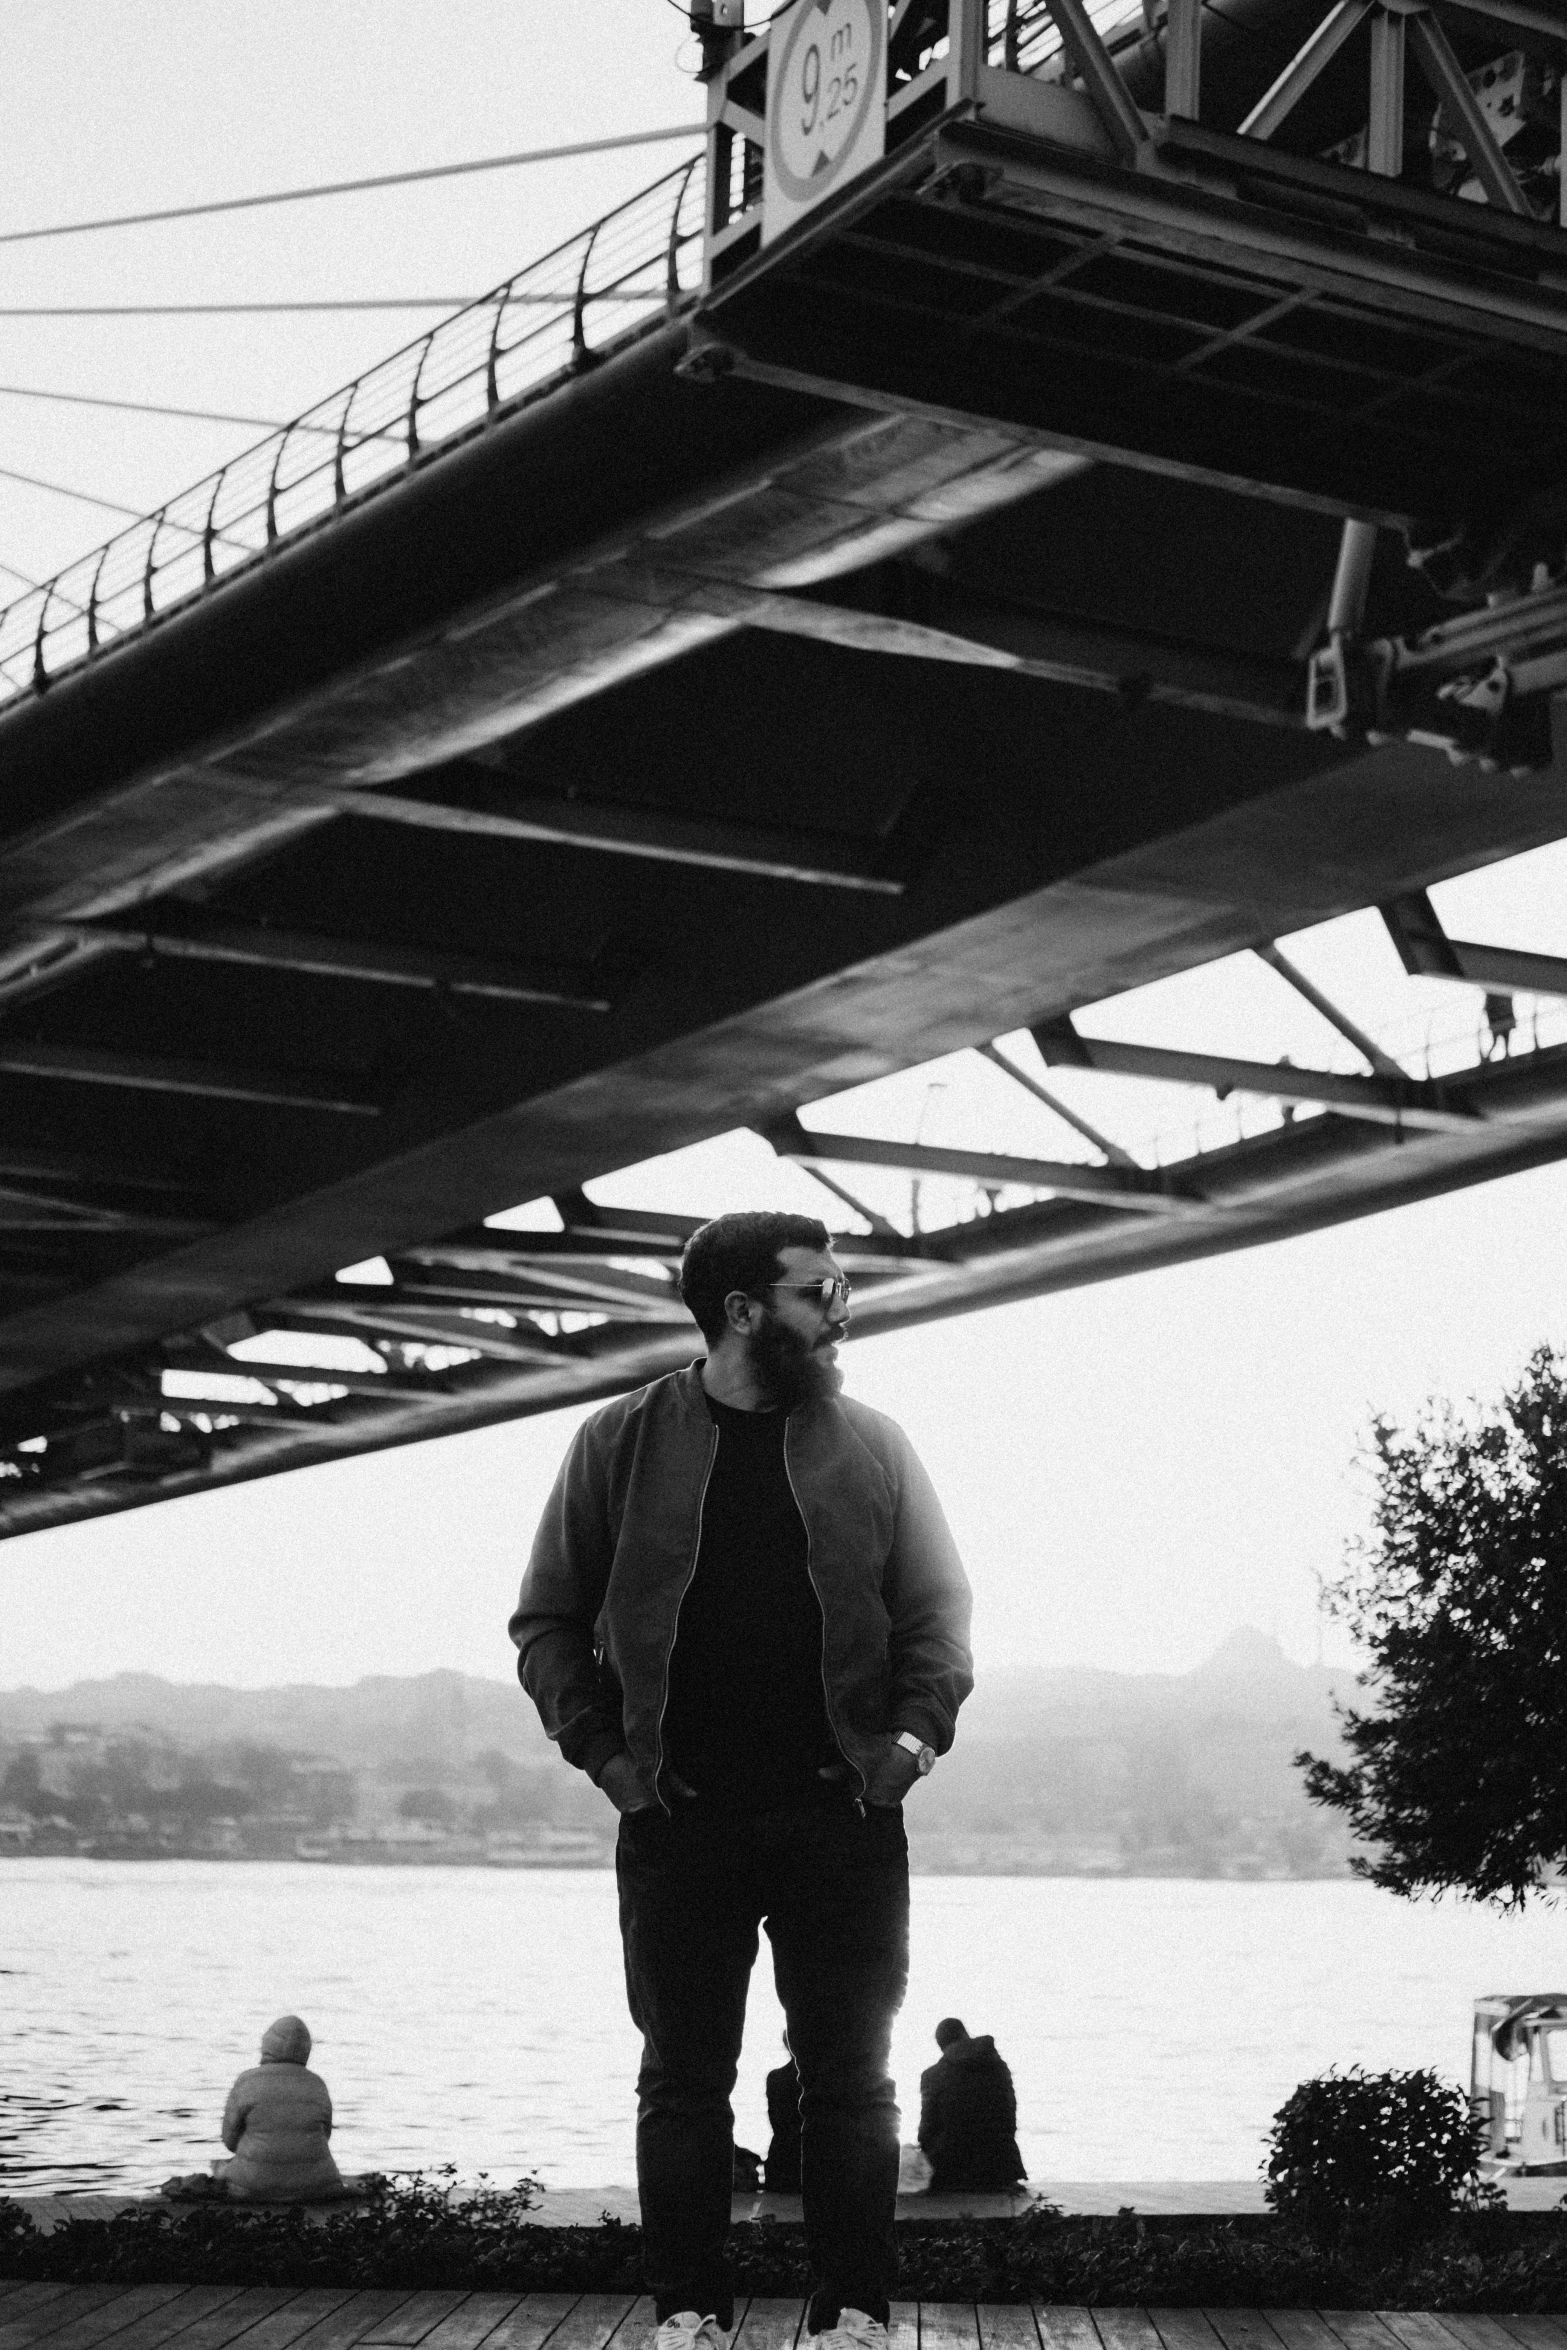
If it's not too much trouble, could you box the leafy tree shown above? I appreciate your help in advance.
[1298,1344,1567,1907]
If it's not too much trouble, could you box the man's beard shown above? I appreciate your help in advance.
[750,1316,844,1409]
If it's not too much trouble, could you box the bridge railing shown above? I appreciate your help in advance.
[0,154,706,708]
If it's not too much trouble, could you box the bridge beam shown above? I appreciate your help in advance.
[1031,1020,1480,1131]
[765,1115,1209,1216]
[60,919,614,1009]
[258,1295,569,1361]
[1383,891,1567,1003]
[0,1042,379,1116]
[747,574,1305,728]
[327,781,906,894]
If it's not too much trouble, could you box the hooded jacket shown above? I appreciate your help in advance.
[220,2031,343,2203]
[918,2035,1025,2190]
[509,1362,973,1810]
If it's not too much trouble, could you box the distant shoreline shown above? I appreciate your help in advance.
[0,1848,1356,1879]
[0,1641,1361,1884]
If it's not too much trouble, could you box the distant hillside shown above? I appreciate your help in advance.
[912,1628,1360,1874]
[0,1630,1364,1877]
[0,1667,552,1772]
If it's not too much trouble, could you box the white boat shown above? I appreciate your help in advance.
[1472,1994,1567,2173]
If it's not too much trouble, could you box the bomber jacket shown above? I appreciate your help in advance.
[509,1361,974,1811]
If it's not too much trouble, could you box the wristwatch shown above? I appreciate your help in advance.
[894,1730,937,1776]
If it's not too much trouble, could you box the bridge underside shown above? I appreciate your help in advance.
[3,0,1567,1533]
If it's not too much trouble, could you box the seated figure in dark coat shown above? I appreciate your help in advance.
[763,2041,802,2193]
[916,2016,1025,2192]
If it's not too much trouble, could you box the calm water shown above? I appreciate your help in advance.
[5,1862,1567,2196]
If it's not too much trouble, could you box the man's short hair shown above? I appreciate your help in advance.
[679,1211,831,1342]
[934,2016,968,2050]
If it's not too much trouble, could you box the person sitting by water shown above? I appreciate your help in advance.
[217,2014,346,2202]
[916,2016,1025,2193]
[763,2040,802,2193]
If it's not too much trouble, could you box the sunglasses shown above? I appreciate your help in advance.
[768,1276,852,1311]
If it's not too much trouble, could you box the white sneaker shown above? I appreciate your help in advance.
[655,2316,727,2350]
[814,2314,889,2350]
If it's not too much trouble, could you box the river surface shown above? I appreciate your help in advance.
[5,1862,1566,2195]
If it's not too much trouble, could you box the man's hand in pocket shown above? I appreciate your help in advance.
[598,1752,655,1815]
[859,1737,923,1809]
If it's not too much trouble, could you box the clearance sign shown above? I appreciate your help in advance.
[762,0,886,245]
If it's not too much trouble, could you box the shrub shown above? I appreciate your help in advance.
[7,2193,1567,2309]
[1264,2066,1495,2247]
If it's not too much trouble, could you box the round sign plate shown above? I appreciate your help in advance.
[767,0,886,209]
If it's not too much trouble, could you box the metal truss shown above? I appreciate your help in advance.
[11,0,1567,728]
[4,886,1566,1536]
[700,0,1567,767]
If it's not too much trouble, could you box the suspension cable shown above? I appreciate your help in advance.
[0,463,150,519]
[0,384,289,430]
[0,299,477,318]
[0,125,705,251]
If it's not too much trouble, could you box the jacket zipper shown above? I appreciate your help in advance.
[651,1418,719,1815]
[785,1416,866,1809]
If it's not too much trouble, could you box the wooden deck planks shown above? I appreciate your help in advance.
[0,2298,77,2333]
[920,2303,982,2350]
[1317,2318,1403,2350]
[514,2300,635,2350]
[1147,2312,1222,2350]
[97,2292,250,2350]
[1034,2314,1102,2350]
[12,2287,192,2350]
[1263,2318,1344,2350]
[290,2297,438,2350]
[358,2301,469,2350]
[456,2301,580,2350]
[1376,2316,1465,2350]
[202,2293,360,2350]
[3,2301,1566,2350]
[410,2304,528,2350]
[145,2290,305,2350]
[733,2302,805,2350]
[919,2308,981,2350]
[976,2309,1040,2350]
[0,2288,133,2349]
[1432,2327,1529,2350]
[1095,2312,1167,2350]
[1204,2316,1286,2350]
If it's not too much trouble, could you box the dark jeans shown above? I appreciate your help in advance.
[616,1793,910,2332]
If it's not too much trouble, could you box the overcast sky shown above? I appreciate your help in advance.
[3,4,1566,1694]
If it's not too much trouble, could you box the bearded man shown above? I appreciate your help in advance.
[509,1209,973,2350]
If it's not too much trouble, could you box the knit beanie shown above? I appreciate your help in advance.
[260,2015,312,2065]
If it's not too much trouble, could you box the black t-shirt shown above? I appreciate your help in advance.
[661,1393,840,1811]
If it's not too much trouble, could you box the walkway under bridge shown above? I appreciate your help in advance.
[3,0,1567,1531]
